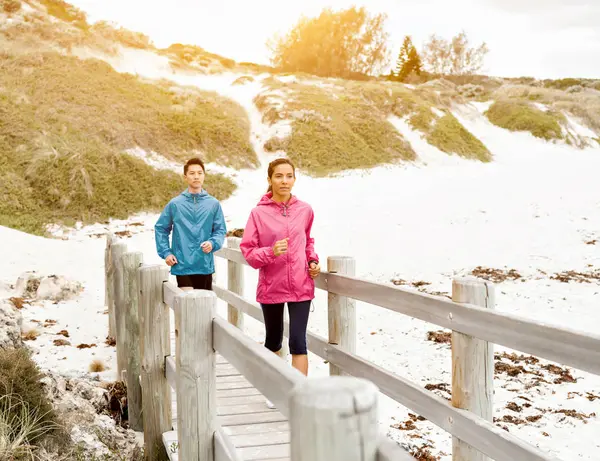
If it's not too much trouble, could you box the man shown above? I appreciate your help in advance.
[155,157,226,291]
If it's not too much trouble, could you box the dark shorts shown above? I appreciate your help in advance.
[176,274,213,291]
[260,300,311,355]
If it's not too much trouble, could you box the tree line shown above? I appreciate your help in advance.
[268,6,489,82]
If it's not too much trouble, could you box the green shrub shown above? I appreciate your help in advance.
[485,100,564,140]
[2,0,21,13]
[0,51,244,233]
[427,114,491,161]
[0,348,59,448]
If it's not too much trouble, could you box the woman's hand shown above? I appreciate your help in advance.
[309,261,320,279]
[165,254,178,267]
[273,238,289,256]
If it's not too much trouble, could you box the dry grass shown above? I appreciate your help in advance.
[89,359,106,373]
[491,85,600,136]
[0,50,244,234]
[22,328,41,341]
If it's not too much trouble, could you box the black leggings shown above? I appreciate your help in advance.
[260,301,311,355]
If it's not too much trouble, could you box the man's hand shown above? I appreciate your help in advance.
[201,241,213,254]
[309,261,320,279]
[165,255,178,267]
[273,238,289,257]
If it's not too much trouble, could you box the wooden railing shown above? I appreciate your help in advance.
[105,235,600,461]
[105,235,412,461]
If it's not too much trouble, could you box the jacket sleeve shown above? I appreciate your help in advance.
[209,202,227,252]
[305,208,319,264]
[240,211,277,269]
[155,202,174,259]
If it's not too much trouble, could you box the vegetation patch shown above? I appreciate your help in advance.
[0,50,246,233]
[258,77,492,174]
[0,348,61,457]
[485,100,565,141]
[426,113,491,161]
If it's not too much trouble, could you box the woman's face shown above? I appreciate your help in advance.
[268,164,296,196]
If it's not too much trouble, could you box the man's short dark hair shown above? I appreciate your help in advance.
[184,157,205,175]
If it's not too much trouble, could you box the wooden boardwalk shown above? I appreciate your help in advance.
[163,353,291,461]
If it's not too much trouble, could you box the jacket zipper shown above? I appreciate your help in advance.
[283,203,293,298]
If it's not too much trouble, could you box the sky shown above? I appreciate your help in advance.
[68,0,600,79]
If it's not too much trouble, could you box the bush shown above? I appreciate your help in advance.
[0,51,245,233]
[485,100,564,140]
[0,348,59,447]
[2,0,21,13]
[39,0,88,29]
[427,114,491,161]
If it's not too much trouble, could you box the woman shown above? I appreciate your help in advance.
[240,158,320,406]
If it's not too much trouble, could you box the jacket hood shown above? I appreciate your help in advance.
[257,192,298,207]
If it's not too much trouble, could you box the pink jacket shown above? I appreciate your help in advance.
[240,193,319,304]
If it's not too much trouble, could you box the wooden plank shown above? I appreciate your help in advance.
[290,377,378,461]
[231,431,290,448]
[217,364,242,377]
[165,356,176,390]
[111,242,127,377]
[121,251,144,431]
[215,426,244,461]
[376,437,414,461]
[223,421,289,437]
[219,395,267,406]
[213,317,305,417]
[104,234,115,337]
[216,246,249,266]
[217,388,262,399]
[217,381,256,391]
[322,272,600,375]
[238,443,290,461]
[176,291,216,461]
[139,265,172,461]
[218,403,277,417]
[327,256,356,376]
[452,278,495,461]
[220,375,252,384]
[220,411,288,427]
[227,237,245,330]
[314,334,560,461]
[163,281,184,310]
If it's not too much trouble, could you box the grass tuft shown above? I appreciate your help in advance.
[0,348,60,449]
[89,359,106,373]
[485,100,565,140]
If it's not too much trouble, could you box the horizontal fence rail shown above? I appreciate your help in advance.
[212,240,600,461]
[106,234,598,461]
[216,247,600,376]
[212,282,560,461]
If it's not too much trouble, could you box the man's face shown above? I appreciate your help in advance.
[185,164,205,191]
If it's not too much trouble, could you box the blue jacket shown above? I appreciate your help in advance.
[155,190,227,276]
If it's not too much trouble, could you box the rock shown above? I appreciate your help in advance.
[41,372,143,460]
[0,300,23,349]
[15,271,41,298]
[36,275,83,302]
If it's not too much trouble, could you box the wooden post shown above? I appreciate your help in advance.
[111,242,127,378]
[121,251,144,432]
[327,256,356,375]
[451,277,495,461]
[139,265,171,461]
[176,290,217,461]
[290,376,379,461]
[105,233,115,338]
[227,237,244,330]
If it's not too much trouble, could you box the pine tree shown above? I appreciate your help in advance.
[395,36,412,76]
